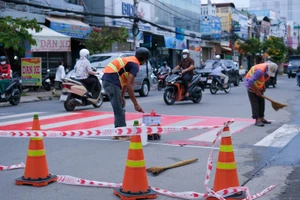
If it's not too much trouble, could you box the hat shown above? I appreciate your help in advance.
[267,62,278,77]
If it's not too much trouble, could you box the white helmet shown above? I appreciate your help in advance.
[182,49,190,54]
[215,55,221,60]
[80,49,90,58]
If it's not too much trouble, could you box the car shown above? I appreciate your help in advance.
[65,51,153,97]
[195,59,240,87]
[287,60,300,78]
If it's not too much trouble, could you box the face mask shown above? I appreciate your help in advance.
[182,55,187,59]
[1,61,6,65]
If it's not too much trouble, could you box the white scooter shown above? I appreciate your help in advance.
[60,74,104,111]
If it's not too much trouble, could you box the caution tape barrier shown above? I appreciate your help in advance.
[0,163,25,171]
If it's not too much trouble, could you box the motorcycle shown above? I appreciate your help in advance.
[209,73,231,94]
[163,69,204,105]
[60,74,104,111]
[157,71,168,91]
[0,74,22,106]
[265,71,277,88]
[42,69,52,91]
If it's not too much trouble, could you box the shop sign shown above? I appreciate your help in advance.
[50,22,91,39]
[21,58,42,86]
[31,37,71,52]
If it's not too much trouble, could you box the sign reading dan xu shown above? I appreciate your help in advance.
[31,37,71,52]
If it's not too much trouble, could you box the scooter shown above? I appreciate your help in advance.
[0,74,22,106]
[157,71,168,91]
[265,71,277,88]
[60,74,104,111]
[42,69,51,91]
[209,73,231,94]
[163,69,204,105]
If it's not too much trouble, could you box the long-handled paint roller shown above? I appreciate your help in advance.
[146,158,198,176]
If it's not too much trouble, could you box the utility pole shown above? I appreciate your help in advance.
[133,0,139,50]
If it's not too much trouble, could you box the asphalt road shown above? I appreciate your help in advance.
[0,75,300,200]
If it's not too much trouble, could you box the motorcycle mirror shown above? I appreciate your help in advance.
[14,56,18,60]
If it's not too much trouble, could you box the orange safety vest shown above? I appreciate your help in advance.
[246,63,269,89]
[102,56,140,87]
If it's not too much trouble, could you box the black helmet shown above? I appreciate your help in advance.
[135,47,150,62]
[0,56,6,62]
[163,61,167,65]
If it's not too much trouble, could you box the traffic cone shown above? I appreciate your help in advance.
[207,125,245,200]
[15,114,57,187]
[113,133,157,199]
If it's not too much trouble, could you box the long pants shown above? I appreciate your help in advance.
[182,73,193,94]
[219,73,228,84]
[102,80,126,128]
[81,77,96,94]
[247,90,265,120]
[0,79,10,94]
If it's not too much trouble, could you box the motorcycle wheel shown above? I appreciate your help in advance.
[224,84,231,93]
[9,95,21,106]
[64,96,76,111]
[163,88,176,105]
[192,91,202,103]
[157,82,162,91]
[43,82,51,91]
[93,93,104,108]
[209,81,218,94]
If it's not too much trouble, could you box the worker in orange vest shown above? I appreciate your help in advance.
[244,62,278,127]
[102,47,150,140]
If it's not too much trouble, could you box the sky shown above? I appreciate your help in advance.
[201,0,249,8]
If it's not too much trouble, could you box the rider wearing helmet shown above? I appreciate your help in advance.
[159,61,171,74]
[211,54,228,88]
[102,47,150,139]
[172,49,194,97]
[74,49,99,97]
[0,55,11,95]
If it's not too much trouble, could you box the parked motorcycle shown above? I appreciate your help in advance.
[0,74,22,106]
[42,69,51,91]
[60,74,104,111]
[163,69,204,105]
[157,71,168,91]
[209,73,231,94]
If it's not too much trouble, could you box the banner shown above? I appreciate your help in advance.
[21,58,42,86]
[164,36,187,50]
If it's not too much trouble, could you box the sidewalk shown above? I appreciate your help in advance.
[21,90,61,103]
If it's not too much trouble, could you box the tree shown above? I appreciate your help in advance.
[0,16,41,56]
[261,36,287,64]
[83,27,129,54]
[238,37,261,65]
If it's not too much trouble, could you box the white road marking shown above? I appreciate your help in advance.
[188,121,252,142]
[254,124,299,148]
[0,112,45,120]
[0,112,78,126]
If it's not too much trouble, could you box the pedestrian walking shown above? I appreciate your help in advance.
[53,61,66,95]
[244,62,278,127]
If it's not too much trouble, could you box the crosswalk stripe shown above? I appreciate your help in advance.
[254,124,299,147]
[0,112,45,120]
[41,114,114,129]
[0,112,78,126]
[188,121,252,142]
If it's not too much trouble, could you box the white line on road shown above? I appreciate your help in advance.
[0,112,45,120]
[254,124,299,148]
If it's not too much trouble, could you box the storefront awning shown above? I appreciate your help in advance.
[28,25,71,52]
[46,16,91,39]
[221,46,232,52]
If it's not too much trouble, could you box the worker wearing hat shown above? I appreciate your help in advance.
[244,61,278,127]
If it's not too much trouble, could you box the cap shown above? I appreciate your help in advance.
[267,62,278,77]
[133,120,139,126]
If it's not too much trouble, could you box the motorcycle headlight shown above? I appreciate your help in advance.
[19,79,22,84]
[171,81,175,84]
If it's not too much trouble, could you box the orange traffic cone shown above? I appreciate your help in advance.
[207,125,245,200]
[114,134,157,200]
[15,114,57,187]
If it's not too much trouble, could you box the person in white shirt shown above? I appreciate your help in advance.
[52,61,66,94]
[211,55,228,88]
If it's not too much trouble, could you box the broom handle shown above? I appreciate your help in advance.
[165,158,198,169]
[261,95,273,102]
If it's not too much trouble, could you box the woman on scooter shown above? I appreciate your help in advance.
[172,49,194,97]
[0,55,11,96]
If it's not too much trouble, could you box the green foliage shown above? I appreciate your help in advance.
[83,27,129,54]
[238,37,261,56]
[0,16,41,55]
[261,36,287,64]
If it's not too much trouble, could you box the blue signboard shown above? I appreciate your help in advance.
[201,15,211,36]
[175,27,185,40]
[201,15,221,39]
[50,22,91,39]
[164,36,187,49]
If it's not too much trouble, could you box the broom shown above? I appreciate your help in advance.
[146,158,198,176]
[262,95,287,111]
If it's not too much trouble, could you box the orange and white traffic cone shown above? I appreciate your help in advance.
[15,114,57,187]
[114,134,157,200]
[207,125,245,200]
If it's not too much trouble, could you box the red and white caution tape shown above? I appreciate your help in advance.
[0,123,231,138]
[0,163,25,171]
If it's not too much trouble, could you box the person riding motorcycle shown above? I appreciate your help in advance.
[0,55,11,95]
[211,55,228,88]
[158,61,171,75]
[74,49,99,98]
[172,49,194,97]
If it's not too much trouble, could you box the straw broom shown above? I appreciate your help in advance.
[146,158,198,176]
[262,95,287,111]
